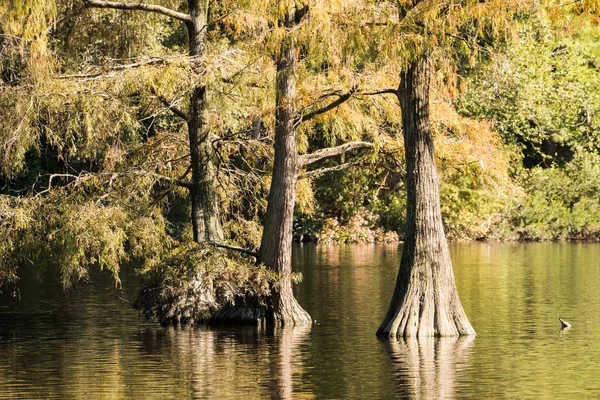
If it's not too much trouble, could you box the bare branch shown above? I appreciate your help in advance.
[34,173,85,197]
[298,162,362,180]
[297,85,358,124]
[210,242,259,258]
[203,12,232,31]
[83,0,192,22]
[358,88,398,97]
[158,96,187,120]
[298,141,374,167]
[57,57,166,79]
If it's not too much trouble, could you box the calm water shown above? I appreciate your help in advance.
[2,243,600,399]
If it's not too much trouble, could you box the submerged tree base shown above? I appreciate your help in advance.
[136,278,268,326]
[136,277,311,327]
[134,243,310,327]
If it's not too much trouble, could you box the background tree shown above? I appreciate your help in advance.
[258,0,313,325]
[82,0,224,243]
[0,0,273,296]
[458,5,600,241]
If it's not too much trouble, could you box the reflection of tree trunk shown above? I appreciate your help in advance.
[378,54,474,337]
[259,3,311,326]
[384,336,475,399]
[274,326,311,400]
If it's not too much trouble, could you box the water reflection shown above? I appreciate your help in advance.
[6,243,600,398]
[134,325,312,399]
[383,336,475,399]
[0,267,314,399]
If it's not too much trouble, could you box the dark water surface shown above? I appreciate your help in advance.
[2,243,600,399]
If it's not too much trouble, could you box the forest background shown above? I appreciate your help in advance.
[2,0,600,320]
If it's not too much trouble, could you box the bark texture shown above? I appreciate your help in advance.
[377,55,475,337]
[186,0,224,243]
[259,20,311,326]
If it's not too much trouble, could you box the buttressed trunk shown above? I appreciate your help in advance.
[185,0,224,243]
[377,54,475,337]
[259,15,311,326]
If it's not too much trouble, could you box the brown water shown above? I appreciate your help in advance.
[1,242,600,399]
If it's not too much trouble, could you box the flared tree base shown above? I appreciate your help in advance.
[378,53,475,339]
[377,252,475,338]
[376,296,476,338]
[270,280,312,326]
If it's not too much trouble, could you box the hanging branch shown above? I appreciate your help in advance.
[83,0,192,22]
[57,57,167,79]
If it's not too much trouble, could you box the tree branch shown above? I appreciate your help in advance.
[298,162,362,180]
[154,173,192,188]
[298,141,374,167]
[358,88,398,97]
[57,57,166,79]
[221,56,264,85]
[149,87,188,121]
[210,242,259,258]
[203,12,232,31]
[176,180,192,188]
[34,173,86,197]
[83,0,192,22]
[297,85,358,124]
[158,95,188,120]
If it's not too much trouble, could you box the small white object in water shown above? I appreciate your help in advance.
[559,317,571,330]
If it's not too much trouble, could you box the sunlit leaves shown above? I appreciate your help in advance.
[459,18,600,164]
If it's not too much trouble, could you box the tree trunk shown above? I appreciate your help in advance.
[259,32,311,326]
[377,55,475,337]
[185,0,224,243]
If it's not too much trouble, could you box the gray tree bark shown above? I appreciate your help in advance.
[377,55,475,337]
[186,0,224,243]
[258,4,311,326]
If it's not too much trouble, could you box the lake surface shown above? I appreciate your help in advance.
[2,242,600,399]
